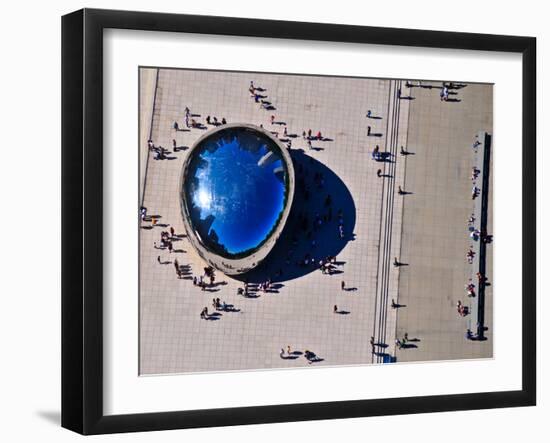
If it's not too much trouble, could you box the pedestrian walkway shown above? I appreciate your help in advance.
[393,82,493,362]
[139,68,158,204]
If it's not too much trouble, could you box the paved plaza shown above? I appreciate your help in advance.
[139,68,492,375]
[394,84,493,362]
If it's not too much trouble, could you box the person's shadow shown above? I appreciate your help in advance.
[238,150,356,283]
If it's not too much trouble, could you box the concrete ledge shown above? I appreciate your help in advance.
[469,131,492,339]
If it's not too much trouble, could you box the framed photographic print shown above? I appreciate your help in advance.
[61,8,536,435]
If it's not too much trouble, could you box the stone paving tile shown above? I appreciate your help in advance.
[138,68,492,374]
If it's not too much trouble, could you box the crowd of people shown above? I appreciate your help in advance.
[147,139,171,160]
[278,347,323,364]
[394,332,413,349]
[171,106,229,134]
[236,279,275,296]
[198,298,240,320]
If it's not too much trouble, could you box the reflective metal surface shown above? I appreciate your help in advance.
[183,126,289,259]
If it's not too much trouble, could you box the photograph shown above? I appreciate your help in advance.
[0,0,543,440]
[138,67,493,375]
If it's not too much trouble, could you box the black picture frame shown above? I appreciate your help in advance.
[61,8,536,435]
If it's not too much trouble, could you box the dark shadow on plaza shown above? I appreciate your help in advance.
[238,150,357,284]
[334,310,350,315]
[280,354,300,360]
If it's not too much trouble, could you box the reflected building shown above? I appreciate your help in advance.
[179,123,295,275]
